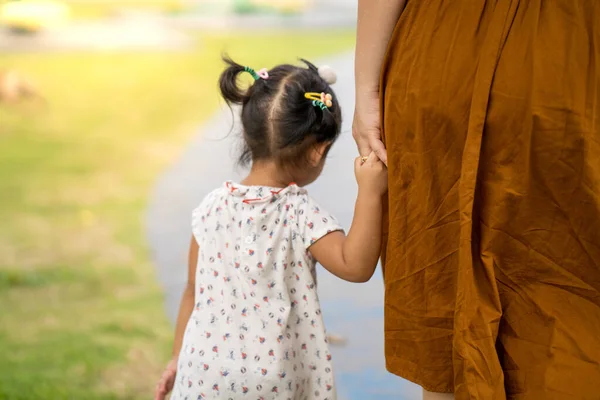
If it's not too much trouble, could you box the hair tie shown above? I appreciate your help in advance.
[305,92,333,110]
[257,68,269,80]
[317,65,337,85]
[244,66,260,81]
[312,100,328,111]
[244,66,268,81]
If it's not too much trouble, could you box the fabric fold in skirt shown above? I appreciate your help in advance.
[380,0,600,398]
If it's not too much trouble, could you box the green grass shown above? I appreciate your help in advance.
[0,31,355,399]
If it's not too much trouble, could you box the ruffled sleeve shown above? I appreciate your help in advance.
[298,196,344,249]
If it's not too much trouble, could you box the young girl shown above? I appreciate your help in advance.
[155,56,387,400]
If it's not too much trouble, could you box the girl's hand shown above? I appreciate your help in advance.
[352,90,387,165]
[155,358,177,400]
[355,152,388,196]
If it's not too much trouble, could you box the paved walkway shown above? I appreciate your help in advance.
[147,52,421,400]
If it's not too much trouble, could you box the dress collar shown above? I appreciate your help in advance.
[224,181,305,204]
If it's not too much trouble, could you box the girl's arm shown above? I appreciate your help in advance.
[309,193,383,283]
[172,236,198,358]
[155,236,198,400]
[353,0,407,162]
[309,153,387,283]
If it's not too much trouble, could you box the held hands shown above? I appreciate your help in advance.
[352,90,387,165]
[155,358,177,400]
[355,152,388,196]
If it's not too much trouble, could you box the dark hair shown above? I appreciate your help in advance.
[218,55,342,168]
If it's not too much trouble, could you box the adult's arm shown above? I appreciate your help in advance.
[353,0,406,164]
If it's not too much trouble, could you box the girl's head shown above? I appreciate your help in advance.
[219,56,342,186]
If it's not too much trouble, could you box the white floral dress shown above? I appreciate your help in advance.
[171,182,343,400]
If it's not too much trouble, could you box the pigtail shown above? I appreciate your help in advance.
[217,56,341,167]
[219,55,248,105]
[317,104,339,142]
[309,99,340,144]
[300,58,319,74]
[301,89,340,144]
[300,58,337,85]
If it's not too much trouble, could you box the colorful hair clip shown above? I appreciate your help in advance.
[305,92,333,110]
[257,68,269,80]
[244,66,269,81]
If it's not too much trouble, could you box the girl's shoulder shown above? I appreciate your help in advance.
[290,191,344,248]
[191,186,229,235]
[194,186,228,212]
[292,191,327,215]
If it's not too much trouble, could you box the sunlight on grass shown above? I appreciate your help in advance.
[0,31,355,399]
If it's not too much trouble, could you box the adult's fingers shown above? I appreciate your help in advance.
[357,141,372,158]
[369,136,388,166]
[352,124,372,157]
[353,134,371,157]
[365,151,379,165]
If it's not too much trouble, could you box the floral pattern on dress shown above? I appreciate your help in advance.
[170,181,343,400]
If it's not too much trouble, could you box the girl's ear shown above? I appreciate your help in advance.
[308,141,332,167]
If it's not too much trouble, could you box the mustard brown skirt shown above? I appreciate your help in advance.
[380,1,600,398]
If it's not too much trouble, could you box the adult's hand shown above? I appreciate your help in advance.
[352,90,387,165]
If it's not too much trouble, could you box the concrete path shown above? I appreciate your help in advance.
[147,52,422,400]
